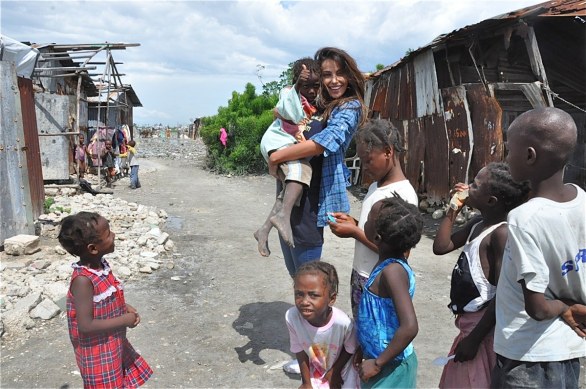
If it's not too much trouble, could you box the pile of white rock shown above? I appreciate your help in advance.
[0,193,175,339]
[137,137,207,161]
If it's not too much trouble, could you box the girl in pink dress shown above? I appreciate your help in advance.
[59,212,152,388]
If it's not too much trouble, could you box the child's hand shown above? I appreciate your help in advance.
[268,159,279,179]
[324,369,344,388]
[295,65,310,91]
[453,334,481,362]
[359,359,381,382]
[449,183,469,211]
[126,304,141,328]
[561,303,586,338]
[328,213,357,238]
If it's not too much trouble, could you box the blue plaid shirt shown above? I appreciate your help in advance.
[311,100,362,227]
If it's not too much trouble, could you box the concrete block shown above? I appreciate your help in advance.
[4,235,41,256]
[30,298,61,320]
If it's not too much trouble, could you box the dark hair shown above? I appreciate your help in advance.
[58,211,103,256]
[128,140,136,147]
[314,47,368,126]
[294,261,339,296]
[484,162,531,212]
[292,57,320,84]
[356,119,405,153]
[376,195,423,254]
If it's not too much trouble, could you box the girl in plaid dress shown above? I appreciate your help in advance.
[59,212,152,388]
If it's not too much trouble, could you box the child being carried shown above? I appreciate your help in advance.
[254,57,321,257]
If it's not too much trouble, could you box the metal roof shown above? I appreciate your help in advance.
[372,0,586,76]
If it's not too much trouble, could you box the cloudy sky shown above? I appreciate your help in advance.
[2,0,539,126]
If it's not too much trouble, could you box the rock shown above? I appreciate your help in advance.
[14,292,42,313]
[43,282,68,302]
[158,209,168,218]
[139,266,152,274]
[29,298,61,320]
[5,285,31,297]
[54,245,68,255]
[419,199,429,211]
[4,235,41,256]
[432,209,445,219]
[455,214,466,225]
[157,232,169,245]
[140,251,157,258]
[117,266,132,278]
[164,240,175,251]
[31,259,50,270]
[3,258,33,271]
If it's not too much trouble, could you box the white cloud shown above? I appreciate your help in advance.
[1,0,539,125]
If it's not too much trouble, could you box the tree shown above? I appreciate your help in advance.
[199,83,277,174]
[262,62,294,97]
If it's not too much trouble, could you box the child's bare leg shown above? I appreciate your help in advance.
[270,181,303,247]
[254,199,282,257]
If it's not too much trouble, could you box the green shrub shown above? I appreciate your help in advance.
[200,83,278,175]
[43,197,55,214]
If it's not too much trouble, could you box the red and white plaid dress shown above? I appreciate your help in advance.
[67,259,152,388]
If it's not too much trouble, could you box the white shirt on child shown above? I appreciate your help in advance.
[286,306,359,389]
[353,180,419,277]
[494,184,586,361]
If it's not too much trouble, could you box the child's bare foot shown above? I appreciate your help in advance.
[270,214,294,248]
[253,229,271,257]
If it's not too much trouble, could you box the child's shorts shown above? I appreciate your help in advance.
[278,158,312,187]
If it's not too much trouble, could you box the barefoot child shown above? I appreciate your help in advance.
[355,196,423,388]
[255,58,321,256]
[286,261,359,388]
[75,134,88,179]
[493,107,586,388]
[329,119,418,317]
[59,212,152,388]
[433,162,529,389]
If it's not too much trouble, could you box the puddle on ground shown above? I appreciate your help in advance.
[165,216,184,231]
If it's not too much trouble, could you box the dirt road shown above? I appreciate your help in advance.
[1,155,460,388]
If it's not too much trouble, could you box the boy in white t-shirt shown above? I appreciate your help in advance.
[493,107,586,388]
[329,119,418,317]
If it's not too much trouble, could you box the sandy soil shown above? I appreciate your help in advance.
[0,156,462,388]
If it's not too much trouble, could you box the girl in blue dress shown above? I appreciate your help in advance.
[355,196,423,388]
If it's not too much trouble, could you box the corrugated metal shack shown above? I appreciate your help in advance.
[88,86,142,137]
[1,37,45,243]
[1,40,140,245]
[31,43,140,181]
[366,0,585,203]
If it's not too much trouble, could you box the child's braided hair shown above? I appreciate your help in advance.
[483,162,531,212]
[58,211,102,257]
[376,194,423,255]
[356,119,405,153]
[294,261,339,296]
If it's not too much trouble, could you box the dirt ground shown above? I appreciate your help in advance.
[0,155,461,388]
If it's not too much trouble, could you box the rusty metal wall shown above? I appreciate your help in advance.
[422,113,450,201]
[467,84,505,180]
[0,62,35,243]
[441,86,473,187]
[18,77,45,219]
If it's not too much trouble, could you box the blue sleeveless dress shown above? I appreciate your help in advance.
[357,258,416,361]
